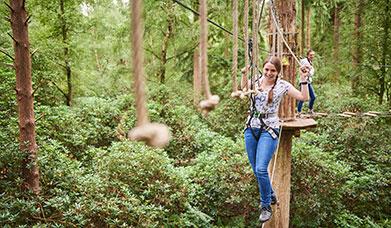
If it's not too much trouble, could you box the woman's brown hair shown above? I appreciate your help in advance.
[263,56,282,104]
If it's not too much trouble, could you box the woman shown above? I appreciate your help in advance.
[297,49,316,116]
[241,56,309,223]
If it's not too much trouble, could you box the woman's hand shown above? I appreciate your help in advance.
[299,65,310,82]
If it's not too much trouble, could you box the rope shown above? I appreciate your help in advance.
[128,0,170,148]
[199,0,219,113]
[200,0,209,98]
[132,0,148,126]
[251,0,258,86]
[231,0,239,93]
[243,0,249,91]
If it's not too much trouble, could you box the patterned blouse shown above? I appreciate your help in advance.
[246,76,291,129]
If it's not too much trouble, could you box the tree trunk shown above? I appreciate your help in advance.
[351,0,364,94]
[332,4,342,82]
[266,0,297,226]
[10,0,40,194]
[159,17,173,84]
[379,0,390,104]
[305,6,311,49]
[60,0,72,106]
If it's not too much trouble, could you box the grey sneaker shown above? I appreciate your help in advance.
[259,206,272,223]
[308,109,315,115]
[297,112,302,118]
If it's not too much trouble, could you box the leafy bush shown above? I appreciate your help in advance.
[291,132,350,227]
[186,131,259,226]
[35,96,132,161]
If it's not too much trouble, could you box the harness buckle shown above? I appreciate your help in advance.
[266,127,278,139]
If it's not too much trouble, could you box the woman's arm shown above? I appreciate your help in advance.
[287,67,310,101]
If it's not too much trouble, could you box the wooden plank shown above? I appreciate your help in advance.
[337,114,353,117]
[343,111,357,116]
[368,111,382,115]
[315,112,328,117]
[363,112,378,117]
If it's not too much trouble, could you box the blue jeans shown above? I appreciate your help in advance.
[297,83,316,112]
[244,127,279,207]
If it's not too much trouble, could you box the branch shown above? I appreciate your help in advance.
[0,62,14,69]
[7,32,18,44]
[25,15,32,25]
[144,47,161,60]
[48,80,67,99]
[166,43,198,61]
[31,48,38,57]
[4,16,11,23]
[0,48,14,61]
[4,2,14,12]
[32,80,46,97]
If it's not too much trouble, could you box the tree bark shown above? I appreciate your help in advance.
[379,0,390,104]
[10,0,40,194]
[332,4,342,82]
[352,0,364,94]
[159,16,173,84]
[305,6,311,49]
[266,1,297,226]
[59,0,72,106]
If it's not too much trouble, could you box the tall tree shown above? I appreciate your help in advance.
[28,0,83,105]
[379,0,390,104]
[305,5,311,49]
[59,0,72,106]
[351,0,365,94]
[332,2,343,81]
[9,0,40,194]
[158,3,174,84]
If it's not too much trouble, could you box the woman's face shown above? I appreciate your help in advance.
[263,62,278,81]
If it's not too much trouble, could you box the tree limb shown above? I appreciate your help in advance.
[4,16,11,23]
[25,15,32,25]
[7,32,18,44]
[166,43,198,61]
[0,48,14,61]
[48,80,67,99]
[31,48,38,57]
[4,2,14,12]
[144,46,161,60]
[0,62,15,69]
[32,80,46,97]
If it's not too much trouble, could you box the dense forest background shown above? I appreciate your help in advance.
[1,0,390,227]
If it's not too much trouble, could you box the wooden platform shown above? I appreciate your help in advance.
[281,118,317,130]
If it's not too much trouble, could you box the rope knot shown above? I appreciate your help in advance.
[199,94,220,113]
[128,123,171,148]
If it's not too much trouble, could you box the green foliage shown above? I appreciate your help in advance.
[291,132,350,227]
[187,133,259,226]
[1,0,390,227]
[35,96,133,161]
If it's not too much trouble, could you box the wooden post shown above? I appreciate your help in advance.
[265,0,316,227]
